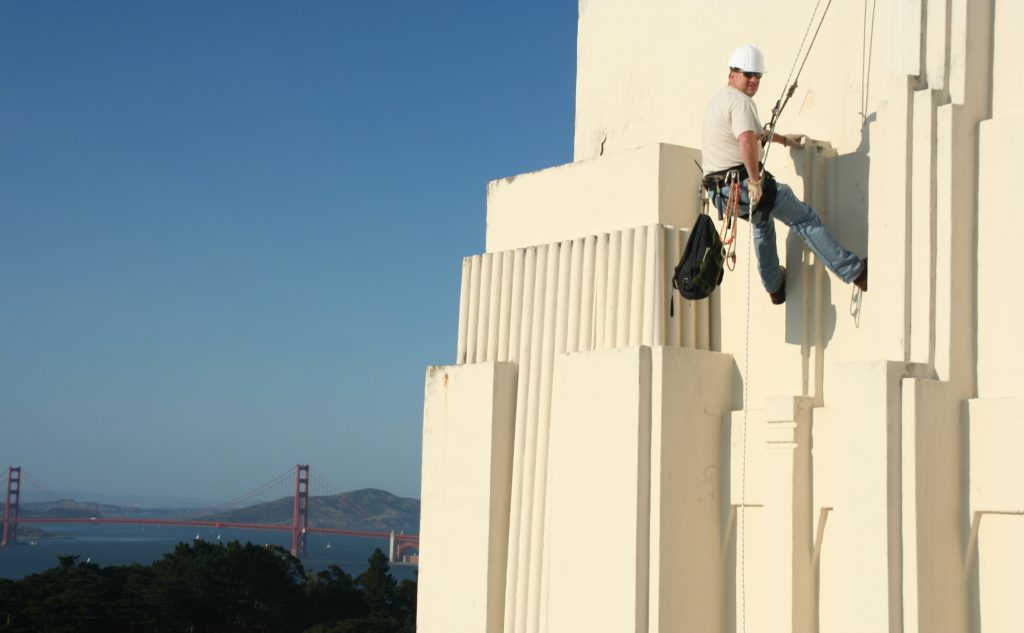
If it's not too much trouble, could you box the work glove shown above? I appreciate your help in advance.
[782,133,806,149]
[747,179,763,206]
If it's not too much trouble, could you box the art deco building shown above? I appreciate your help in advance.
[418,1,1021,631]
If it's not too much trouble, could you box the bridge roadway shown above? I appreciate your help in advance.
[10,517,420,560]
[13,517,417,542]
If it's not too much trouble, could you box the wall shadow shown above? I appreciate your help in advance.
[784,113,874,355]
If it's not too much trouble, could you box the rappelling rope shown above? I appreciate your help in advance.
[762,0,834,166]
[741,195,757,630]
[740,3,834,633]
[721,178,741,270]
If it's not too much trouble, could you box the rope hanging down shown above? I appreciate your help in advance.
[739,3,836,633]
[720,178,741,271]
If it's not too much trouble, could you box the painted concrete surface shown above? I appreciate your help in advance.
[419,363,517,633]
[419,1,1021,631]
[485,144,701,254]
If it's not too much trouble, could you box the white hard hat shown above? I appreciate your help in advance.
[728,44,765,74]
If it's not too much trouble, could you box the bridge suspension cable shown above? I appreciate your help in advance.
[309,466,378,525]
[181,465,296,519]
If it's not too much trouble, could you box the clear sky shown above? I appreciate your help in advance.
[0,1,577,504]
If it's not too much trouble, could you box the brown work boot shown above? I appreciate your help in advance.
[769,266,786,305]
[854,258,868,292]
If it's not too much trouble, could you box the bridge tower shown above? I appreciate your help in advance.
[2,466,21,547]
[290,464,309,557]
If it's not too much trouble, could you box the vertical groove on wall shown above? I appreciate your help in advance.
[665,227,681,348]
[526,243,562,633]
[593,234,609,351]
[615,228,634,348]
[645,225,661,346]
[504,247,536,633]
[497,250,514,363]
[566,238,584,356]
[578,236,597,354]
[486,253,503,363]
[629,226,647,347]
[508,249,526,364]
[477,254,493,364]
[679,231,698,349]
[554,241,573,362]
[466,256,482,365]
[695,274,710,351]
[513,244,547,633]
[604,231,621,349]
[456,257,471,364]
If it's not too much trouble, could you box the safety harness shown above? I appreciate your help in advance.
[701,170,740,270]
[700,163,780,274]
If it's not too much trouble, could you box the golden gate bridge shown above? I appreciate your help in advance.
[0,465,418,561]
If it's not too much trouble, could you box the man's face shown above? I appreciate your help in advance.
[729,69,761,97]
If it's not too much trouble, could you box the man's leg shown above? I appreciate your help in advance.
[751,211,786,293]
[729,183,786,293]
[769,183,864,283]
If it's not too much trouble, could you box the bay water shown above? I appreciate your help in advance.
[0,523,417,582]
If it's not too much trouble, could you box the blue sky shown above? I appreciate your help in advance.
[0,1,577,504]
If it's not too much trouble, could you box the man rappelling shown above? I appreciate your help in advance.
[701,44,867,304]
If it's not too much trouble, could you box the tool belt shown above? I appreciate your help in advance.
[703,163,758,186]
[701,163,778,219]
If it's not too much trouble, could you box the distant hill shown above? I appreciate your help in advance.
[18,489,421,534]
[20,498,155,519]
[193,488,420,534]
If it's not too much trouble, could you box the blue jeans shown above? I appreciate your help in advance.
[712,179,864,292]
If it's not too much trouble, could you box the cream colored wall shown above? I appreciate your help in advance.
[992,0,1024,120]
[546,346,652,633]
[419,1,1022,632]
[574,0,891,161]
[977,113,1022,397]
[969,3,1024,628]
[485,144,701,254]
[418,363,517,633]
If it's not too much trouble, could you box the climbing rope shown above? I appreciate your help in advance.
[720,179,741,270]
[762,0,835,170]
[740,4,836,633]
[740,197,753,633]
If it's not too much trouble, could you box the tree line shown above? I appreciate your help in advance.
[0,540,415,632]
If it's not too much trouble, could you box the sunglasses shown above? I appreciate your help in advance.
[731,68,763,79]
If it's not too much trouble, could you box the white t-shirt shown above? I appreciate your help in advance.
[701,86,763,175]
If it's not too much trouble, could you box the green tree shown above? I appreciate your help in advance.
[8,556,120,633]
[148,540,306,633]
[3,540,417,633]
[355,548,397,618]
[302,564,367,627]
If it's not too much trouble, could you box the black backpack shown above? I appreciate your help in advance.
[672,213,724,301]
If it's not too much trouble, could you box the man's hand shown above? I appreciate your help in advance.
[747,179,763,206]
[782,133,806,149]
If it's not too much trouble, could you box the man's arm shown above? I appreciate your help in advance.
[762,128,805,148]
[737,130,761,182]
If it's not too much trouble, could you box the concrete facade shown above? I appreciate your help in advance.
[420,1,1023,631]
